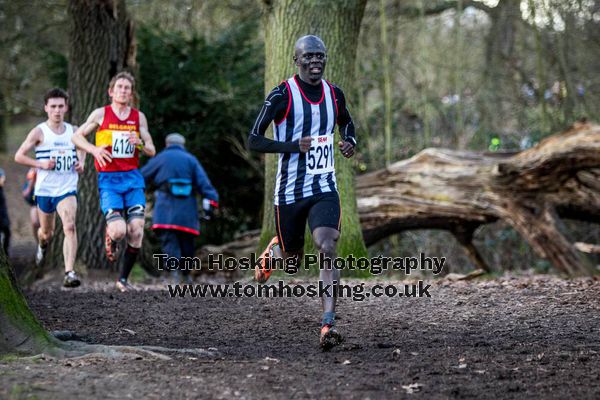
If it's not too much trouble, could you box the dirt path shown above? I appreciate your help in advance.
[1,276,599,399]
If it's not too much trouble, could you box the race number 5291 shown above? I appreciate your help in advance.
[111,131,135,158]
[307,135,334,175]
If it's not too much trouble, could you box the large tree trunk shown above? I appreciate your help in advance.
[259,0,368,258]
[481,0,521,134]
[0,250,58,355]
[45,0,136,271]
[357,121,599,276]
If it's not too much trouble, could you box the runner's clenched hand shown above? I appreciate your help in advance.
[338,140,354,158]
[298,136,313,153]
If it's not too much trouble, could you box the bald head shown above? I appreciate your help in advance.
[293,35,327,85]
[294,35,326,58]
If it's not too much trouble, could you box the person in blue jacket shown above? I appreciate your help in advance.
[141,133,219,282]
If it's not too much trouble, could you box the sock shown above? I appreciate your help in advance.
[321,311,336,327]
[119,245,140,282]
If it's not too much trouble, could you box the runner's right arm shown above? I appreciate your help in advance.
[14,127,55,170]
[248,84,312,154]
[72,108,112,168]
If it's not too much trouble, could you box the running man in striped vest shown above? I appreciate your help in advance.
[249,35,357,350]
[15,88,85,287]
[72,72,156,292]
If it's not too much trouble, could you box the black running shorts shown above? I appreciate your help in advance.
[274,191,341,253]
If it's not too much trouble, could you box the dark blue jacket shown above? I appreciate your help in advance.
[141,145,218,235]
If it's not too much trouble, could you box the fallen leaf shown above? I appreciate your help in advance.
[401,383,423,394]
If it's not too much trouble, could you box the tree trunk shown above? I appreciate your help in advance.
[0,249,58,355]
[379,0,393,166]
[0,90,6,152]
[481,0,521,134]
[528,0,551,132]
[259,0,368,259]
[45,0,136,271]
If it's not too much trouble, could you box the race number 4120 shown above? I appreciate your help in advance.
[111,131,136,158]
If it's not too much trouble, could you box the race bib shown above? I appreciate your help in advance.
[111,130,136,158]
[306,135,334,175]
[50,149,75,173]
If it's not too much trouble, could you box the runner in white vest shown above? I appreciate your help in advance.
[15,88,85,287]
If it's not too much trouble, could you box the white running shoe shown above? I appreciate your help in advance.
[63,271,81,288]
[35,244,47,266]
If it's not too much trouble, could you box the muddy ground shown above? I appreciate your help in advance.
[1,275,599,399]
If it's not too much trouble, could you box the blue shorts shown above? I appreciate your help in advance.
[36,191,77,214]
[98,170,146,214]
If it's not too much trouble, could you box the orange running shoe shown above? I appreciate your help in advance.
[255,236,279,283]
[320,324,343,350]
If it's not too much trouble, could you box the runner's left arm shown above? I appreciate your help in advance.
[136,112,156,157]
[332,85,357,158]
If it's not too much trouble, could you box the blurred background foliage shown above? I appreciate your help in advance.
[1,0,598,274]
[136,22,264,245]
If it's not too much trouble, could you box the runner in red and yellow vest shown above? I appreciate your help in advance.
[94,105,141,172]
[72,71,156,292]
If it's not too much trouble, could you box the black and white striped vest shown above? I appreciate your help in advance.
[273,76,338,205]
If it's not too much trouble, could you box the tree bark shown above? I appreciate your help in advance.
[0,90,6,152]
[379,0,393,166]
[0,249,58,355]
[259,0,368,258]
[357,121,599,275]
[45,0,136,271]
[481,0,521,133]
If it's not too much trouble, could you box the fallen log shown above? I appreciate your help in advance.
[357,121,599,276]
[203,122,599,276]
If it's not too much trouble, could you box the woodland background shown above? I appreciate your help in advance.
[1,0,598,275]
